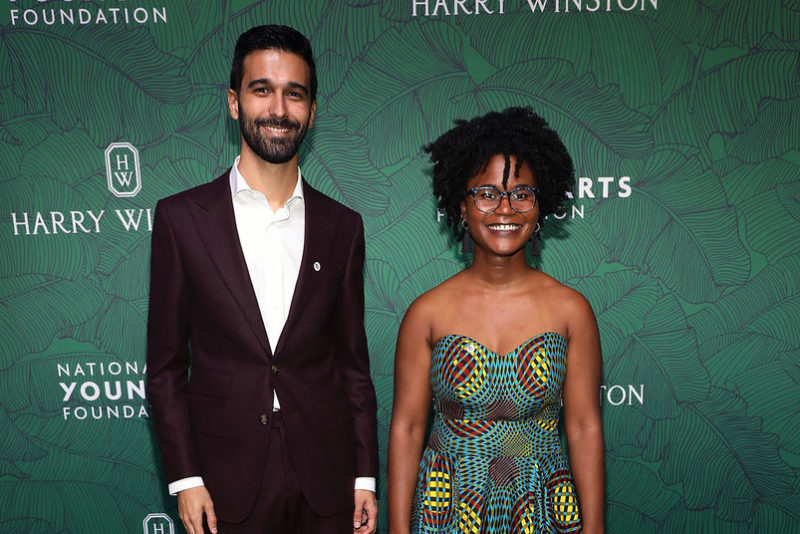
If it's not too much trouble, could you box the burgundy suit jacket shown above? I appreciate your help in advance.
[146,171,379,522]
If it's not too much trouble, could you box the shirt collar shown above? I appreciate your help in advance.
[229,155,305,207]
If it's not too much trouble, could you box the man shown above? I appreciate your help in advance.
[146,25,379,534]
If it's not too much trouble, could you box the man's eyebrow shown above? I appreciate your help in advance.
[247,78,271,88]
[287,81,309,93]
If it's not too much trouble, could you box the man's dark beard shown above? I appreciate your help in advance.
[239,112,309,164]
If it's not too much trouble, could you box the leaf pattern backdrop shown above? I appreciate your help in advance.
[1,1,798,532]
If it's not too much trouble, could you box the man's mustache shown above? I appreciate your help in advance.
[254,117,301,130]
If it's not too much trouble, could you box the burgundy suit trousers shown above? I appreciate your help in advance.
[205,412,352,534]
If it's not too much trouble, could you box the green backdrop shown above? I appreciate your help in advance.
[1,1,799,532]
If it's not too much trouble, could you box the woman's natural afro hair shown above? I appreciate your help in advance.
[425,107,574,238]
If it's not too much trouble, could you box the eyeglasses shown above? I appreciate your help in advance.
[466,185,539,213]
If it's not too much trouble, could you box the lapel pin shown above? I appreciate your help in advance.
[313,261,321,271]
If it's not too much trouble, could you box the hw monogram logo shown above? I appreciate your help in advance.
[142,513,175,534]
[105,142,142,197]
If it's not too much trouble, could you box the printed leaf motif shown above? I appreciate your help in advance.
[145,93,231,172]
[368,192,451,279]
[365,259,402,315]
[100,238,151,300]
[148,3,226,53]
[143,157,219,202]
[2,26,191,145]
[365,258,404,375]
[0,480,145,532]
[701,333,793,386]
[0,405,45,467]
[662,504,750,533]
[19,130,103,189]
[732,359,800,456]
[718,158,799,204]
[0,519,61,534]
[473,59,654,167]
[738,182,800,264]
[0,280,105,364]
[749,292,800,347]
[538,219,609,284]
[724,98,800,162]
[573,271,660,343]
[592,285,709,418]
[363,157,435,232]
[463,12,696,111]
[708,0,800,47]
[328,21,485,167]
[689,255,800,342]
[644,388,794,521]
[370,373,395,466]
[0,113,61,178]
[754,494,800,532]
[701,332,800,461]
[366,311,402,376]
[606,455,682,531]
[594,149,750,302]
[312,2,393,74]
[78,298,148,363]
[330,20,654,172]
[301,115,391,217]
[602,405,652,457]
[652,49,800,161]
[0,218,100,280]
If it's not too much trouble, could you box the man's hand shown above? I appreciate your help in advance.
[177,486,217,534]
[353,489,377,533]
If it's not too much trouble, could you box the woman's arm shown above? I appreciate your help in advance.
[562,291,605,534]
[388,300,434,534]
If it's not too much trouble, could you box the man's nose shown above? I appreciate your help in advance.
[270,95,287,118]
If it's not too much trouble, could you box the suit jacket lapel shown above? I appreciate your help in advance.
[188,172,272,358]
[274,181,336,356]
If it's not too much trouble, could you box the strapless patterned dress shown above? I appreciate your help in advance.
[411,332,582,533]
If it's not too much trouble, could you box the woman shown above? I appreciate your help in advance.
[388,107,604,534]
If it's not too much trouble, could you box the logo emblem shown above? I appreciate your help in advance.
[105,142,142,197]
[142,513,174,534]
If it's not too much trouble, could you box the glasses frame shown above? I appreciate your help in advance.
[466,185,540,213]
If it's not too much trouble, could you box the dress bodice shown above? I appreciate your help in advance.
[412,331,582,533]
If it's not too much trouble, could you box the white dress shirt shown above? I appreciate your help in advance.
[231,155,305,399]
[168,157,374,495]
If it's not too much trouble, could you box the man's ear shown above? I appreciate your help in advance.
[227,89,239,120]
[308,100,317,129]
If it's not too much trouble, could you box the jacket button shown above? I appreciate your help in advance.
[259,414,269,426]
[271,364,279,374]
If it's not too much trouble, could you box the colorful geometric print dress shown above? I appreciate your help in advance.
[411,332,582,533]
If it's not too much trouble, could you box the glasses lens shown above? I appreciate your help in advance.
[509,187,535,212]
[473,188,501,212]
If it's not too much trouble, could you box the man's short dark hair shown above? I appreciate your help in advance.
[230,25,317,102]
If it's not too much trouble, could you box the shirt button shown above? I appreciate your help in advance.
[271,364,279,374]
[259,414,270,426]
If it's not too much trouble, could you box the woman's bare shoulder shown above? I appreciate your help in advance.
[534,271,587,301]
[405,271,468,319]
[543,280,598,344]
[528,271,596,327]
